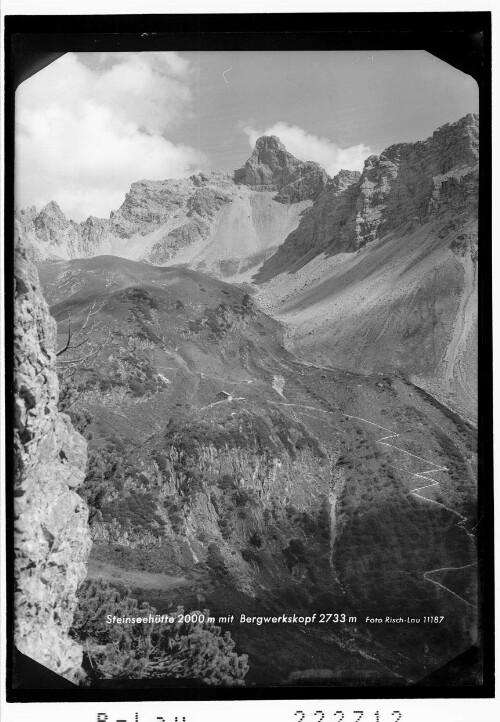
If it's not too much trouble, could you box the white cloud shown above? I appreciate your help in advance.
[15,52,205,221]
[243,122,371,177]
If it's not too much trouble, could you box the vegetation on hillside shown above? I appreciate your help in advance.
[72,579,248,685]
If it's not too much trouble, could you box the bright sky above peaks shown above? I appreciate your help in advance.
[15,50,478,222]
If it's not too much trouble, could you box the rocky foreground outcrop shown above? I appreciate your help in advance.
[13,229,91,683]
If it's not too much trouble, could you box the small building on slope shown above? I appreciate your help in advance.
[214,390,233,403]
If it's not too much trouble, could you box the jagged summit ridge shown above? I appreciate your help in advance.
[16,114,477,284]
[16,134,332,273]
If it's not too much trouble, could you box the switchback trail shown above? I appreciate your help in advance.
[269,397,477,609]
[423,563,478,608]
[344,414,477,609]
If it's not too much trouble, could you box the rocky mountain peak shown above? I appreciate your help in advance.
[27,200,83,256]
[35,200,71,229]
[39,200,66,218]
[253,134,287,153]
[33,201,73,233]
[235,135,329,202]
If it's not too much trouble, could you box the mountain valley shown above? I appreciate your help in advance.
[37,251,479,686]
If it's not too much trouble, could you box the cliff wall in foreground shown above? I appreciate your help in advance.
[13,229,91,683]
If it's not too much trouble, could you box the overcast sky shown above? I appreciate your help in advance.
[15,50,478,222]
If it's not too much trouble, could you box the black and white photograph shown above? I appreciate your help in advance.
[3,11,493,710]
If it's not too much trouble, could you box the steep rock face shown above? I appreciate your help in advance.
[109,174,234,238]
[254,169,361,278]
[354,113,478,248]
[13,229,91,682]
[140,175,234,265]
[258,114,478,279]
[234,135,329,202]
[359,113,478,243]
[78,216,114,256]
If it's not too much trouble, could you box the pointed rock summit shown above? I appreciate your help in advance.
[35,201,71,230]
[235,135,329,202]
[33,201,79,248]
[40,200,66,217]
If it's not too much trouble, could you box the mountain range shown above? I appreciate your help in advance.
[18,113,479,422]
